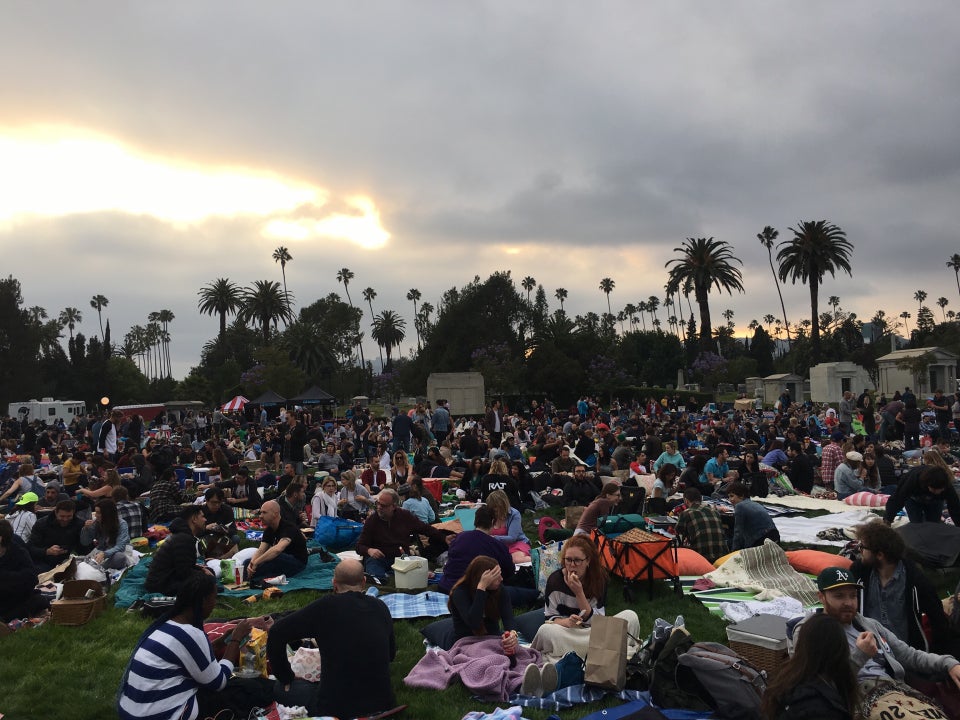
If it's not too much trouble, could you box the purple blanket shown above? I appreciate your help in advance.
[404,635,542,701]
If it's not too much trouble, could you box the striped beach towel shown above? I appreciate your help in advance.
[704,539,819,606]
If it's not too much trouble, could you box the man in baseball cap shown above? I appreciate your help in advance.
[792,566,960,695]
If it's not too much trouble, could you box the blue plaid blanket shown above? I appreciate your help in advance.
[366,587,450,619]
[508,687,710,717]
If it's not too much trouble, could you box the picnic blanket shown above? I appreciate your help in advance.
[509,687,711,717]
[113,553,338,608]
[773,509,878,546]
[404,635,541,702]
[704,539,819,606]
[365,587,450,619]
[759,494,854,513]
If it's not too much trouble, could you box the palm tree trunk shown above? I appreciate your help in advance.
[219,311,227,338]
[696,285,712,353]
[810,279,821,364]
[955,269,960,300]
[767,250,792,349]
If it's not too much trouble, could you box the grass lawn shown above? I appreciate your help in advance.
[0,574,727,720]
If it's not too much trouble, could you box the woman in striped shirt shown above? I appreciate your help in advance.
[117,570,264,720]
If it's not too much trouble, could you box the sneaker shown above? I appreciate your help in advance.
[540,662,558,696]
[521,663,542,697]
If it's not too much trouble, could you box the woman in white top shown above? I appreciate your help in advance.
[311,476,339,524]
[337,470,372,517]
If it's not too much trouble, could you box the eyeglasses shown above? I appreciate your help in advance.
[564,557,586,565]
[376,502,394,509]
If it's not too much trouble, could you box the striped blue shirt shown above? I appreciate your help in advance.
[118,620,233,720]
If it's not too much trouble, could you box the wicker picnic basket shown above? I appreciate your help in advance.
[50,580,107,626]
[725,614,789,681]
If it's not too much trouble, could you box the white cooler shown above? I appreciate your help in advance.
[392,556,429,590]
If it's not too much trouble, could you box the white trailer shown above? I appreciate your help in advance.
[8,398,87,425]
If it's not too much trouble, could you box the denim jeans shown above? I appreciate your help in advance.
[363,555,393,580]
[245,553,307,584]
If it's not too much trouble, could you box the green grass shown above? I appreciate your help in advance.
[0,576,726,720]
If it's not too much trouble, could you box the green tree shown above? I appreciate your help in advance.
[272,246,293,304]
[239,280,294,343]
[89,294,109,341]
[776,220,852,364]
[665,237,745,353]
[371,309,406,370]
[337,268,366,372]
[299,293,363,366]
[937,297,949,322]
[647,295,660,327]
[757,225,791,349]
[198,278,242,338]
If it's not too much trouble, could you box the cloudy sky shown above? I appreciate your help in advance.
[4,2,960,380]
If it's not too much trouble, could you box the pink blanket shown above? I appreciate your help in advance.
[404,635,541,701]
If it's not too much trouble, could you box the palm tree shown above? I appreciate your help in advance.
[900,310,912,337]
[239,280,294,343]
[948,253,960,300]
[371,310,406,370]
[272,246,293,307]
[757,225,791,349]
[362,287,385,369]
[937,296,949,322]
[665,237,745,352]
[599,278,615,316]
[623,303,637,332]
[722,308,735,328]
[59,307,82,340]
[637,300,648,331]
[914,290,927,315]
[158,310,175,377]
[647,296,660,327]
[776,220,853,363]
[763,314,776,331]
[406,288,422,350]
[198,278,242,338]
[90,294,109,341]
[521,276,536,304]
[554,288,568,312]
[337,268,366,369]
[283,320,333,377]
[828,295,841,319]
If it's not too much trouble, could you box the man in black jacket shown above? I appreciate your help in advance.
[27,499,86,571]
[144,506,207,595]
[884,465,960,525]
[852,521,950,652]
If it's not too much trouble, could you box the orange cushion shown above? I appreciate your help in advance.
[676,548,716,576]
[786,549,852,575]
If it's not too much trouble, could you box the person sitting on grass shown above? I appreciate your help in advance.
[675,487,728,563]
[485,489,531,564]
[0,518,50,622]
[118,568,272,720]
[9,492,39,542]
[145,506,212,596]
[574,482,621,536]
[448,555,518,648]
[245,500,307,586]
[267,559,396,719]
[728,481,780,550]
[28,499,86,572]
[402,476,437,524]
[148,468,183,524]
[80,498,130,570]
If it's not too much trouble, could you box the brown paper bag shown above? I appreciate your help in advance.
[584,613,628,690]
[563,505,584,529]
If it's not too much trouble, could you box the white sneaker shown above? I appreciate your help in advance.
[521,663,542,697]
[540,662,558,695]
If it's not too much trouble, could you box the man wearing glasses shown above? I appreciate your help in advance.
[355,489,453,580]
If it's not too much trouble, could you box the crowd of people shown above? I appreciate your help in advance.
[4,387,960,717]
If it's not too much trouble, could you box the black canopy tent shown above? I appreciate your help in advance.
[289,385,337,406]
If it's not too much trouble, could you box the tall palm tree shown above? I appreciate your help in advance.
[272,246,293,309]
[158,310,175,377]
[900,311,912,338]
[362,287,385,369]
[776,220,852,363]
[59,307,82,340]
[647,296,660,327]
[637,301,648,331]
[599,278,615,316]
[937,297,949,322]
[239,280,294,343]
[623,303,637,332]
[763,314,776,331]
[337,268,366,369]
[914,289,927,315]
[722,308,735,328]
[757,225,791,349]
[371,310,406,370]
[521,276,536,304]
[948,253,960,300]
[554,288,568,312]
[406,288,422,350]
[90,294,109,341]
[665,237,745,352]
[198,278,242,338]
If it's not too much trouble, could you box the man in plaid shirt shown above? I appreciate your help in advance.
[675,487,728,563]
[112,486,144,539]
[819,430,846,490]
